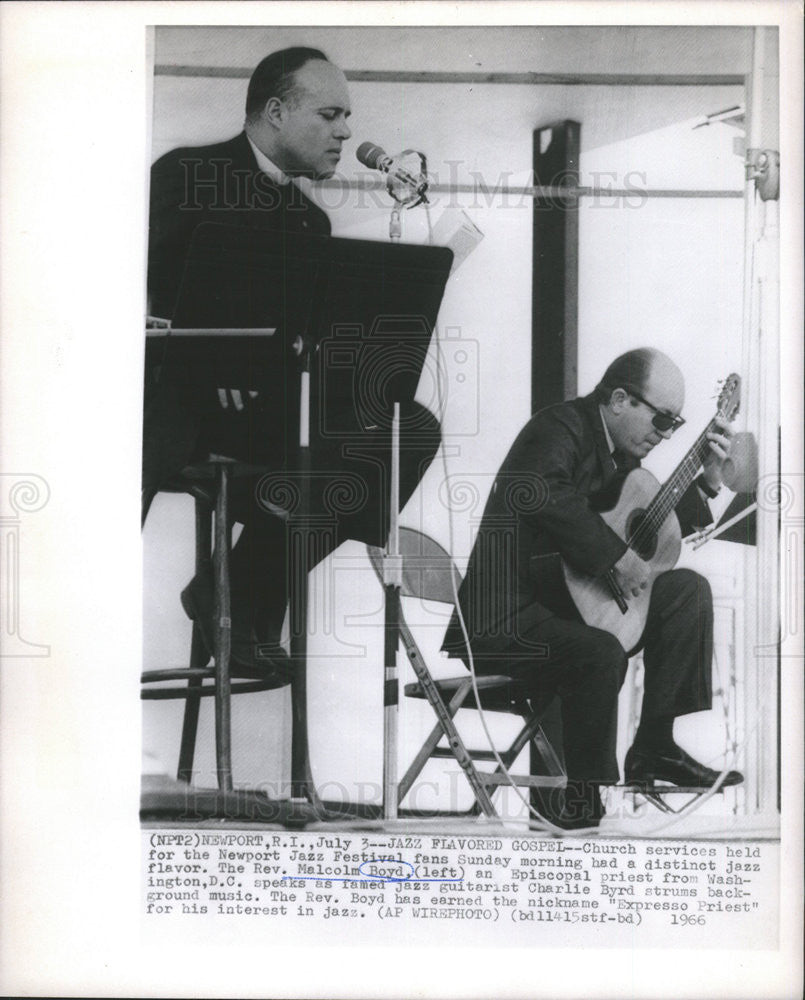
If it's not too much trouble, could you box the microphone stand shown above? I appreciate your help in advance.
[384,150,428,245]
[289,338,325,823]
[687,500,758,550]
[389,207,402,242]
[382,404,402,819]
[377,152,428,819]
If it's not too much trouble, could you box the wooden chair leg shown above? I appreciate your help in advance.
[177,497,212,783]
[177,626,207,782]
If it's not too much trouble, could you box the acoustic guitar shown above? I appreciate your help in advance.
[562,374,741,652]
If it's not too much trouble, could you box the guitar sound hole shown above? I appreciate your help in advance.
[626,509,657,561]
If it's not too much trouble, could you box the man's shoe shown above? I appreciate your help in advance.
[550,806,603,832]
[625,744,743,789]
[180,573,291,687]
[531,782,605,831]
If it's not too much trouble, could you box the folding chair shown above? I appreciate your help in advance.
[367,528,565,818]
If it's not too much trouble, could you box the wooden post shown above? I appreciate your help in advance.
[530,120,582,783]
[532,120,581,410]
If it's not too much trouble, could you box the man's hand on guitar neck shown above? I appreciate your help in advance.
[701,415,734,493]
[613,548,650,599]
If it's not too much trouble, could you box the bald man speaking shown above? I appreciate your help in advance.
[443,348,743,829]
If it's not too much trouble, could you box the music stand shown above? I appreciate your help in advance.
[165,223,453,821]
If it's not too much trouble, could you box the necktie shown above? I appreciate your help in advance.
[278,181,309,231]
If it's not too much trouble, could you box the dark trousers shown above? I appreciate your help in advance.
[475,568,713,784]
[218,404,441,635]
[143,381,441,634]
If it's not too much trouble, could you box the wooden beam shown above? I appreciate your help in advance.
[346,70,745,87]
[154,65,744,87]
[315,178,743,200]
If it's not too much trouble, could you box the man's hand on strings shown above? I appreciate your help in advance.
[613,548,650,599]
[702,415,733,492]
[217,388,259,411]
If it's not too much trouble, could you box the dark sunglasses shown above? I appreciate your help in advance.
[629,390,686,433]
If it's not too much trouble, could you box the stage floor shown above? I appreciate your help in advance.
[141,774,780,841]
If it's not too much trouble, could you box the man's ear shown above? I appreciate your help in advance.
[609,387,629,414]
[262,96,285,129]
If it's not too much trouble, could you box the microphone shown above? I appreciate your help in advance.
[356,141,395,173]
[356,142,429,202]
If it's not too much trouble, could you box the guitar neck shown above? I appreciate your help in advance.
[643,419,715,532]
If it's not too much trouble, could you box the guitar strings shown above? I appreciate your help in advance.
[630,378,739,549]
[628,419,717,552]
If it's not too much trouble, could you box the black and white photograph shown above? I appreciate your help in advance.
[1,3,802,998]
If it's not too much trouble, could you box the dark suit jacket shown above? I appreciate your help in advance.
[443,393,713,659]
[148,130,331,320]
[143,132,332,508]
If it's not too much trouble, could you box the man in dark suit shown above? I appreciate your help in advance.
[145,48,440,676]
[443,348,742,828]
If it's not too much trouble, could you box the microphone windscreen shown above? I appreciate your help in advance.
[356,141,387,170]
[722,431,759,492]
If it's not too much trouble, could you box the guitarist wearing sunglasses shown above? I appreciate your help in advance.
[443,347,743,829]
